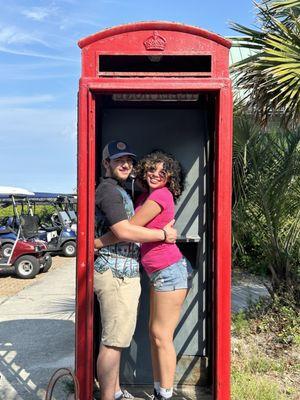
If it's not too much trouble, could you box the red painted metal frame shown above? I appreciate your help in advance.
[213,86,233,399]
[76,22,232,400]
[76,85,95,398]
[78,21,231,49]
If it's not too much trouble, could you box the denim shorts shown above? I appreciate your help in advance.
[149,257,194,292]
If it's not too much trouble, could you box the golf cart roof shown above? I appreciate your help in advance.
[32,193,77,204]
[0,187,77,205]
[0,186,35,197]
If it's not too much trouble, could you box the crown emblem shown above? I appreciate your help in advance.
[144,31,166,51]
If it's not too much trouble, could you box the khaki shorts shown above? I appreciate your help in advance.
[94,268,141,348]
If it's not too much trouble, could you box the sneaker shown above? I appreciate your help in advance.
[155,394,172,400]
[116,389,135,399]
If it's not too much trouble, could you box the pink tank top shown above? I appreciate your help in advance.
[135,187,182,275]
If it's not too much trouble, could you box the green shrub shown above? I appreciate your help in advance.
[0,205,55,226]
[34,205,56,224]
[232,115,300,300]
[249,295,300,345]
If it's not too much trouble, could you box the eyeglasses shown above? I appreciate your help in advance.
[147,166,168,180]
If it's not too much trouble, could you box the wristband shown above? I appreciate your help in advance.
[161,228,167,241]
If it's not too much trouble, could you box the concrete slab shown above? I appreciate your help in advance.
[0,257,75,400]
[231,280,270,313]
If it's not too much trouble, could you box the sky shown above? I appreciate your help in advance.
[0,0,256,193]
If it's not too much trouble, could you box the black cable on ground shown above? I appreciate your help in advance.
[44,367,79,400]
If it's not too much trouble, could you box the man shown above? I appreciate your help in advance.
[94,140,177,400]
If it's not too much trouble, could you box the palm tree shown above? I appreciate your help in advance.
[231,0,300,128]
[232,113,300,299]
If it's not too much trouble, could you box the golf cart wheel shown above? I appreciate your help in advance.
[62,241,76,257]
[2,243,13,258]
[14,255,40,279]
[41,255,52,273]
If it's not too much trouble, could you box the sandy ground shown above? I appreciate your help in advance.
[0,255,69,298]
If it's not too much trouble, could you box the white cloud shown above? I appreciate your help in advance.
[0,72,76,80]
[61,121,77,140]
[0,95,55,106]
[22,6,58,21]
[59,16,102,30]
[0,61,73,69]
[0,107,77,192]
[0,61,78,80]
[101,0,124,4]
[0,25,76,60]
[0,26,48,47]
[0,45,77,62]
[0,107,76,140]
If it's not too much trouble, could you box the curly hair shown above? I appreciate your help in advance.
[135,150,185,202]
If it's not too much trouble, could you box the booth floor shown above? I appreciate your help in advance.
[0,258,269,400]
[92,386,211,400]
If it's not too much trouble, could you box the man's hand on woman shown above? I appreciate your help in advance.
[94,238,103,249]
[163,219,177,243]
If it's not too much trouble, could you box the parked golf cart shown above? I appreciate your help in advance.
[33,194,77,257]
[0,222,17,257]
[0,187,52,279]
[1,191,77,258]
[43,211,76,257]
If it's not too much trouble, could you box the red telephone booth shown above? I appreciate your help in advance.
[76,21,232,400]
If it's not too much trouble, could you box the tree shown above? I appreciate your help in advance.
[233,113,300,299]
[231,0,300,128]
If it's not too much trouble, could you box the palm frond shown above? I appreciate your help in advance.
[232,114,300,292]
[230,1,300,128]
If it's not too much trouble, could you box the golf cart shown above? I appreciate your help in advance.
[0,187,52,279]
[37,194,77,257]
[0,220,17,258]
[56,194,77,223]
[48,210,76,257]
[1,192,77,258]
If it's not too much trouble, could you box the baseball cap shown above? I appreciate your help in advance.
[102,140,137,160]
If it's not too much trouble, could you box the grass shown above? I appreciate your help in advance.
[232,370,287,400]
[231,340,299,400]
[231,295,300,400]
[232,311,251,336]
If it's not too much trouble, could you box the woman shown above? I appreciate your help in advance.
[134,151,193,400]
[96,150,194,400]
